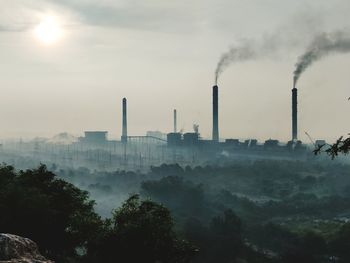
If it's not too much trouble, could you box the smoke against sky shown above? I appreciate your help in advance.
[215,41,256,85]
[294,30,350,86]
[0,0,350,142]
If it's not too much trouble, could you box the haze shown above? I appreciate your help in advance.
[0,0,349,142]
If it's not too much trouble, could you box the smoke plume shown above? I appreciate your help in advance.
[215,41,256,85]
[294,30,350,87]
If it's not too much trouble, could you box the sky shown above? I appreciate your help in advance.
[0,0,349,142]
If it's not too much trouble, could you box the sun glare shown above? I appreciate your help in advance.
[34,16,63,45]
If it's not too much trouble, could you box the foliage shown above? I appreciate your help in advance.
[328,223,350,262]
[314,135,350,159]
[4,160,350,262]
[141,176,208,220]
[0,165,197,263]
[183,209,243,263]
[0,164,102,261]
[85,194,197,263]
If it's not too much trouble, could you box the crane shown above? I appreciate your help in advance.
[304,131,316,147]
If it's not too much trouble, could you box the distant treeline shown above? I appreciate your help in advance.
[1,160,350,262]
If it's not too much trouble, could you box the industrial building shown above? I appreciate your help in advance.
[164,84,306,155]
[0,80,318,173]
[79,131,108,145]
[76,81,308,165]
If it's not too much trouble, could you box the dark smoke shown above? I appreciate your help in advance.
[294,30,350,87]
[215,42,256,85]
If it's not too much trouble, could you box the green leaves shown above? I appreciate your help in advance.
[0,164,102,260]
[86,194,197,263]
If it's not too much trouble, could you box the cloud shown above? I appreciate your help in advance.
[0,0,203,35]
[43,0,201,33]
[0,25,22,32]
[3,0,349,37]
[0,0,79,34]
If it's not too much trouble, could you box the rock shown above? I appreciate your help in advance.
[0,234,54,263]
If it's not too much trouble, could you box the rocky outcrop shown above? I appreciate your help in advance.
[0,234,54,263]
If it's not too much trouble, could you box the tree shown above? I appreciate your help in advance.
[329,223,350,262]
[314,135,350,159]
[0,164,102,261]
[141,176,207,219]
[85,194,197,263]
[210,210,242,258]
[313,98,350,158]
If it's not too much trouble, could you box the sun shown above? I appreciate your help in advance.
[34,16,63,45]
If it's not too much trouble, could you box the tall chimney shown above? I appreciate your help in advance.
[292,87,298,141]
[173,109,177,133]
[212,85,219,142]
[121,98,127,143]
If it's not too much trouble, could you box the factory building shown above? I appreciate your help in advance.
[167,133,182,146]
[147,131,167,140]
[77,81,308,159]
[183,133,199,146]
[315,140,326,147]
[80,131,108,145]
[164,82,308,155]
[264,139,280,149]
[225,139,240,147]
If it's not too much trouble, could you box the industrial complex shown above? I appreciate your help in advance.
[104,84,307,150]
[0,83,321,172]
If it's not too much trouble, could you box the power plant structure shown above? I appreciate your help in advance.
[76,81,306,156]
[164,82,308,156]
[212,85,219,142]
[48,80,312,171]
[76,82,308,161]
[0,82,314,173]
[292,86,298,141]
[174,109,177,133]
[121,98,128,143]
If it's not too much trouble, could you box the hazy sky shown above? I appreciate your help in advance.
[0,0,349,142]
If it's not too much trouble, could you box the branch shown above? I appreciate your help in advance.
[314,135,350,159]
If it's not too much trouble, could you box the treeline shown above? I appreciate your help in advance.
[140,175,350,262]
[2,161,350,262]
[56,160,350,217]
[58,160,350,200]
[0,164,198,262]
[0,164,266,263]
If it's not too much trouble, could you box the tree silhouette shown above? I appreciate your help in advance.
[85,194,197,263]
[314,135,350,159]
[0,164,102,261]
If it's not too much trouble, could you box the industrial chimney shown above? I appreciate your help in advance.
[212,85,219,142]
[292,87,298,141]
[173,109,177,133]
[121,98,128,143]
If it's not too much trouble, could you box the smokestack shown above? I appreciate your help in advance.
[173,109,177,133]
[121,98,127,143]
[292,87,298,141]
[212,85,219,142]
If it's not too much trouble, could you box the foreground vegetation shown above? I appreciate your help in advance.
[0,165,196,262]
[1,159,350,262]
